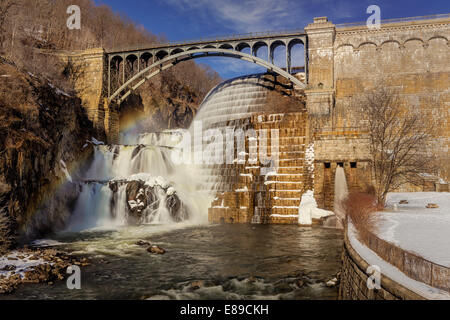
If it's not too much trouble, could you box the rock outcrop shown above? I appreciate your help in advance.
[0,60,95,250]
[108,178,188,225]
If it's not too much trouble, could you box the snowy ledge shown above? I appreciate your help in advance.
[348,222,450,300]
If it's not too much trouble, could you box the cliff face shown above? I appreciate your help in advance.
[0,60,95,252]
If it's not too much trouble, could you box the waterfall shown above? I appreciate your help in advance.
[66,131,211,231]
[334,166,349,228]
[66,74,287,231]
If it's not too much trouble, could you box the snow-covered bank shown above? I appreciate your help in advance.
[348,222,450,300]
[0,248,88,294]
[374,192,450,267]
[0,251,47,280]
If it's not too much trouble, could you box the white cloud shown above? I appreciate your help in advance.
[164,0,363,33]
[164,0,308,32]
[162,0,359,77]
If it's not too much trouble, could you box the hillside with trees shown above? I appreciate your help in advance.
[0,0,222,130]
[0,0,222,250]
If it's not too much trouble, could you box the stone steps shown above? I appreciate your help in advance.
[269,190,303,198]
[272,198,301,207]
[271,207,299,216]
[265,182,304,190]
[277,166,304,174]
[266,174,304,182]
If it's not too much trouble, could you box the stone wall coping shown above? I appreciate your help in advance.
[342,225,425,299]
[350,221,450,293]
[335,13,450,32]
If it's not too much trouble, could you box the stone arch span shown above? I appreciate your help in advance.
[108,48,306,104]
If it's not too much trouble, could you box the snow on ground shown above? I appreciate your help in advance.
[0,251,48,280]
[30,239,65,248]
[348,222,450,300]
[374,192,450,267]
[89,137,105,146]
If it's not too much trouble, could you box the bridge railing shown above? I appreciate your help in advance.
[108,29,306,53]
[335,13,450,29]
[164,28,306,45]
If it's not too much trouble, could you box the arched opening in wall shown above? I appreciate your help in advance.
[271,41,287,70]
[156,50,168,61]
[140,52,152,69]
[253,41,268,61]
[125,54,138,78]
[236,42,250,53]
[219,44,234,50]
[110,55,124,92]
[171,48,184,56]
[288,40,305,74]
[239,46,251,56]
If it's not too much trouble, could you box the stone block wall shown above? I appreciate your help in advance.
[53,48,119,143]
[313,131,372,210]
[340,232,425,300]
[305,15,450,205]
[333,17,450,182]
[208,111,311,224]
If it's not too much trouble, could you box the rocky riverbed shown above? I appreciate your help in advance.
[0,247,88,294]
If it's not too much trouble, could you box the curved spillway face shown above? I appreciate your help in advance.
[189,74,276,194]
[194,74,271,128]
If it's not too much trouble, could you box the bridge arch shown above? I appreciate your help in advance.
[170,48,184,55]
[108,48,307,104]
[155,50,169,60]
[219,43,234,50]
[252,41,269,58]
[236,42,251,52]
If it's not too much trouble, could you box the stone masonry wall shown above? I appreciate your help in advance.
[333,17,450,182]
[208,111,312,224]
[305,16,450,209]
[53,48,119,143]
[339,231,425,300]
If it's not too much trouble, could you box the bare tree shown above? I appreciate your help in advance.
[0,0,16,49]
[358,86,436,205]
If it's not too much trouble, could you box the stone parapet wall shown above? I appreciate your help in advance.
[355,225,450,292]
[339,228,425,300]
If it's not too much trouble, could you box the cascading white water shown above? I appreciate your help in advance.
[67,131,211,231]
[334,166,349,228]
[67,74,280,231]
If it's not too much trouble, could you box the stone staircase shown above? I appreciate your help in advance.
[207,111,311,224]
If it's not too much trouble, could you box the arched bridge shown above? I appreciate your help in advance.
[106,31,307,104]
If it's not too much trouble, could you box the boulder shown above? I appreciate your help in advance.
[135,240,151,247]
[147,245,166,255]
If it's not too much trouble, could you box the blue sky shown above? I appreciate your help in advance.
[97,0,450,79]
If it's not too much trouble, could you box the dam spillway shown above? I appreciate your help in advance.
[190,74,313,224]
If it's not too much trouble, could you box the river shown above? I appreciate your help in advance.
[2,224,342,300]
